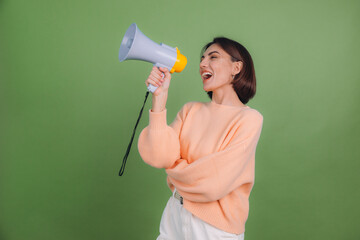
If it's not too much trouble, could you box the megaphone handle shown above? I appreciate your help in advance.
[147,72,165,93]
[147,84,158,93]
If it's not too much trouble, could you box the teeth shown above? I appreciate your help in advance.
[202,72,212,77]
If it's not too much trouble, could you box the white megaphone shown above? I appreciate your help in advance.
[119,23,187,93]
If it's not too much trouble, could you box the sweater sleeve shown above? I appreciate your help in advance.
[166,109,263,202]
[137,103,189,169]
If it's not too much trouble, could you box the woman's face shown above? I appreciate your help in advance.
[199,44,241,92]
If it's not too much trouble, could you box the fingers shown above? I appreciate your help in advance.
[149,72,163,84]
[152,66,164,78]
[146,66,164,87]
[145,66,172,94]
[159,67,171,79]
[146,77,161,88]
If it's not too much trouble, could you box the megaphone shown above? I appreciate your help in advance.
[119,23,187,93]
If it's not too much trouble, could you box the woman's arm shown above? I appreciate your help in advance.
[137,101,191,169]
[146,66,171,112]
[137,66,176,168]
[137,110,180,169]
[166,109,263,202]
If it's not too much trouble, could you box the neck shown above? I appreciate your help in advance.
[212,86,245,107]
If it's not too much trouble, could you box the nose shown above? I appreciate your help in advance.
[199,58,207,68]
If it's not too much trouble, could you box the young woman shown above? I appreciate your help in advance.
[138,37,263,240]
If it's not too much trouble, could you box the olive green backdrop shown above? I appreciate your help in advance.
[1,0,359,239]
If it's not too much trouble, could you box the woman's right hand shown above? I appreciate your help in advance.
[145,66,171,96]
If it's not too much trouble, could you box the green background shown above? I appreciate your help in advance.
[1,0,359,239]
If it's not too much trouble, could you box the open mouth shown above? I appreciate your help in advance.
[202,72,213,81]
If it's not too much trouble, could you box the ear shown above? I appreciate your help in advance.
[232,61,243,75]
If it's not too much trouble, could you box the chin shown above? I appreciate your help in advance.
[202,83,211,91]
[203,86,211,92]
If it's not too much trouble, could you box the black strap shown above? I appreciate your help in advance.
[119,91,150,176]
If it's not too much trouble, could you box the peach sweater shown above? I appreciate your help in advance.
[137,100,263,234]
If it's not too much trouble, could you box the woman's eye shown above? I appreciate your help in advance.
[210,55,217,59]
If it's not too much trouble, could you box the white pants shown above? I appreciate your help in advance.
[156,191,245,240]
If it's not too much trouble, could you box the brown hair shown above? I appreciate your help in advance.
[201,37,256,104]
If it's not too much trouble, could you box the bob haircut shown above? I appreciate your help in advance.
[201,37,256,104]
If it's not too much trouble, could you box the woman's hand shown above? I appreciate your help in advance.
[145,66,171,96]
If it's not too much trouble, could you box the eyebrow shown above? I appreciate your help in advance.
[201,51,221,59]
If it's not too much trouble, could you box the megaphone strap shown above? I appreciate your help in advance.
[119,91,150,176]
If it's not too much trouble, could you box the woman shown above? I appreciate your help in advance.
[138,37,263,240]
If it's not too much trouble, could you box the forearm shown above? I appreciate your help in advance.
[166,124,261,202]
[152,91,168,112]
[138,106,181,169]
[138,127,180,168]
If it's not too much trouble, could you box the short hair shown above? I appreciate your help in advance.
[201,37,256,104]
